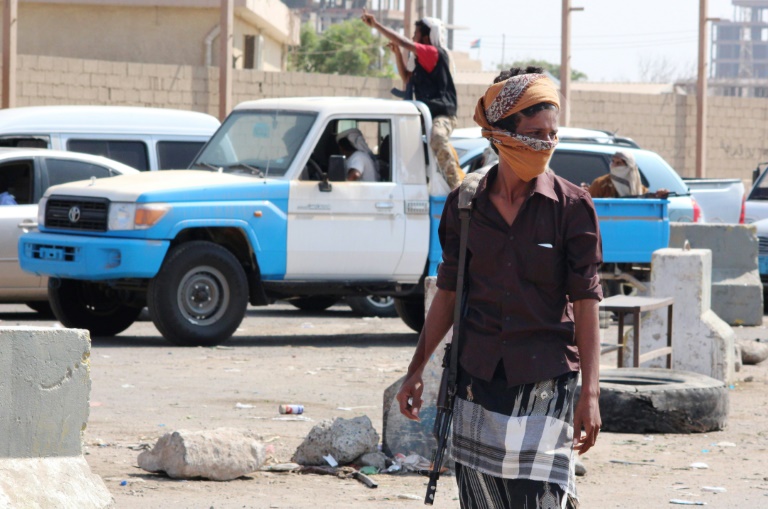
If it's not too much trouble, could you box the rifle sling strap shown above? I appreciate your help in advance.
[448,172,484,389]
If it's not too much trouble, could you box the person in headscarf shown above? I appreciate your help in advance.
[361,10,463,190]
[587,150,669,198]
[335,128,379,182]
[395,67,603,509]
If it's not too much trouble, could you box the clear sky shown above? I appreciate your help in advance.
[450,0,736,82]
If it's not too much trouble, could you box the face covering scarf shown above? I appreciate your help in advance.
[610,151,643,197]
[473,73,560,182]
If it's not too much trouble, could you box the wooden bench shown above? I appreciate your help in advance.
[599,295,674,368]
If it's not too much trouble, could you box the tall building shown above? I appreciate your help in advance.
[711,0,768,97]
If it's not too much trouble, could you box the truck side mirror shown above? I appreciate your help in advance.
[328,155,346,182]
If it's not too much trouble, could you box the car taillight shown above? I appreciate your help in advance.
[691,197,702,223]
[739,194,746,224]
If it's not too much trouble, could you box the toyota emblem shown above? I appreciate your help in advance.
[68,206,81,223]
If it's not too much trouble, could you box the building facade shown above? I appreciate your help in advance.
[9,0,300,71]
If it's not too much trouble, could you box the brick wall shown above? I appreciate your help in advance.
[10,54,768,182]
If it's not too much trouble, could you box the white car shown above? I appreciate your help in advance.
[0,148,138,312]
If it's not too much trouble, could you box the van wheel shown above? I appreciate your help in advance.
[48,279,142,336]
[346,295,397,317]
[148,241,248,347]
[394,298,424,332]
[289,297,339,312]
[576,368,729,434]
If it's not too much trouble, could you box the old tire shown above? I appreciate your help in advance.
[394,298,424,332]
[48,278,142,336]
[289,296,339,312]
[346,295,397,317]
[578,368,728,434]
[147,241,248,347]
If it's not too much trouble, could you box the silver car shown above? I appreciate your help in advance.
[0,148,138,313]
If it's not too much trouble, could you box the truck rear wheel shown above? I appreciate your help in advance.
[346,295,397,317]
[148,241,248,347]
[48,279,142,336]
[394,298,424,332]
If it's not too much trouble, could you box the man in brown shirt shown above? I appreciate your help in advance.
[396,67,603,508]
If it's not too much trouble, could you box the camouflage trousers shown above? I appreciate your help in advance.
[431,115,463,190]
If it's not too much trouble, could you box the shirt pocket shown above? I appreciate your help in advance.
[522,242,563,285]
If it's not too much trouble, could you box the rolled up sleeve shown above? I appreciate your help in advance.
[564,191,603,302]
[436,191,460,291]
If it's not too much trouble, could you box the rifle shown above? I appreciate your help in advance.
[424,171,482,505]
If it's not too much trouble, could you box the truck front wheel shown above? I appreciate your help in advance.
[48,279,142,336]
[394,298,424,332]
[148,241,248,347]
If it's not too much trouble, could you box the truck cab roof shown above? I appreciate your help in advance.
[234,97,425,117]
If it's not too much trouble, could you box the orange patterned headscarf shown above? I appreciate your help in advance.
[474,74,561,181]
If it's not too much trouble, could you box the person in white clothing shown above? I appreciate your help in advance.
[336,128,379,182]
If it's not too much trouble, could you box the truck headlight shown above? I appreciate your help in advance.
[108,203,137,230]
[37,197,47,227]
[108,203,171,231]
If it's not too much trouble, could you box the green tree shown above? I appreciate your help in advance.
[498,59,587,82]
[289,20,394,78]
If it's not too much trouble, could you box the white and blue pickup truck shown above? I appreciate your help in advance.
[18,97,671,346]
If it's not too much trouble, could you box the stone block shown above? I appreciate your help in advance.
[669,224,763,326]
[292,416,379,466]
[634,249,736,382]
[138,428,266,481]
[0,327,112,508]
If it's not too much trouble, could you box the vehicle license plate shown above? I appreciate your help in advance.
[39,247,65,261]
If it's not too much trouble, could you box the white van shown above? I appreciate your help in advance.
[0,105,220,171]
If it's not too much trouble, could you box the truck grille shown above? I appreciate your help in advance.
[46,196,109,232]
[760,236,768,257]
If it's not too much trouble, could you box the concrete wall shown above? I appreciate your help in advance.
[3,52,768,181]
[7,2,298,70]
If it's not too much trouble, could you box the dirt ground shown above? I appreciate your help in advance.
[3,302,768,508]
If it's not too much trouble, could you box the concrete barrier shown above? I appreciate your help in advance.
[0,327,113,509]
[627,249,736,382]
[669,223,763,326]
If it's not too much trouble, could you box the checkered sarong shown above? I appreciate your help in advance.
[450,369,578,506]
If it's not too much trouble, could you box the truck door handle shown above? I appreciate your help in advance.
[18,220,38,229]
[375,202,394,209]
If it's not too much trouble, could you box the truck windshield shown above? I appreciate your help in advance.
[191,110,317,177]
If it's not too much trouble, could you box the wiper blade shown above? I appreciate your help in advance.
[192,161,222,171]
[227,162,264,177]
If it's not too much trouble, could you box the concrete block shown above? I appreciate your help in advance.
[669,224,763,325]
[0,327,112,507]
[632,249,736,382]
[382,277,451,464]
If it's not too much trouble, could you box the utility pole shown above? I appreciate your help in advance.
[404,0,414,40]
[447,0,454,50]
[560,0,583,127]
[218,0,233,122]
[2,0,17,109]
[695,0,708,178]
[501,34,506,69]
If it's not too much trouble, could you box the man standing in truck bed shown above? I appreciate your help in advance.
[361,10,462,190]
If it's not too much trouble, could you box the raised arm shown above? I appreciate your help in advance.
[387,42,411,85]
[361,9,417,54]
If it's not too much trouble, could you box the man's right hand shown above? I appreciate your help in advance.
[361,9,376,28]
[396,372,424,421]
